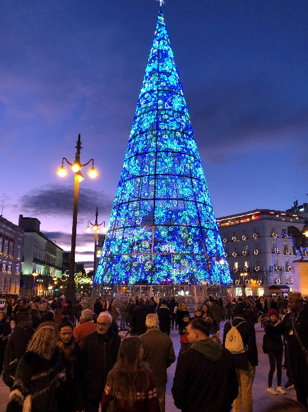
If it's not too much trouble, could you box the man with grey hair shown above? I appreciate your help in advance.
[81,311,121,412]
[73,309,97,345]
[140,313,175,412]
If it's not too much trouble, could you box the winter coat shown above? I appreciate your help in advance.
[264,321,283,352]
[140,328,175,386]
[131,305,155,336]
[6,349,64,412]
[80,330,121,401]
[172,339,238,412]
[56,339,84,412]
[157,305,171,335]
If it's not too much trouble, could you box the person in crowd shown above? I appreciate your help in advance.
[108,299,119,323]
[209,297,224,333]
[157,300,171,336]
[6,326,65,412]
[63,300,76,325]
[3,312,33,388]
[141,314,175,412]
[74,300,83,323]
[263,292,308,409]
[101,336,160,412]
[131,298,154,336]
[201,303,214,320]
[176,302,190,331]
[192,308,202,320]
[263,309,285,395]
[73,309,97,346]
[172,317,238,412]
[56,321,84,412]
[178,314,191,356]
[80,311,121,412]
[37,310,59,333]
[127,299,137,327]
[119,299,128,331]
[168,298,178,330]
[0,310,11,374]
[225,298,234,320]
[93,298,103,318]
[29,308,41,330]
[223,302,258,412]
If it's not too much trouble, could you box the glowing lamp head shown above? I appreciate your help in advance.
[102,225,107,234]
[57,165,67,177]
[71,162,81,173]
[88,166,98,178]
[93,225,98,231]
[76,172,84,182]
[86,225,91,233]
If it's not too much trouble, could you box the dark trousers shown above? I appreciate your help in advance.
[268,350,283,387]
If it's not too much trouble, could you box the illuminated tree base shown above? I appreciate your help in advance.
[94,11,231,287]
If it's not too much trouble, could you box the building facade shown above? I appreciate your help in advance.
[0,216,24,295]
[19,215,63,296]
[217,209,306,297]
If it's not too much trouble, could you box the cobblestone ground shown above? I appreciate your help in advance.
[0,321,296,412]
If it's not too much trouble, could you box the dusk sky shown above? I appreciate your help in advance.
[1,0,308,270]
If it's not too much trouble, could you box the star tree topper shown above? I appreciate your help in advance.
[156,0,164,6]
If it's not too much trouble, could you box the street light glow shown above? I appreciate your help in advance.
[88,166,98,178]
[71,162,81,173]
[57,165,67,177]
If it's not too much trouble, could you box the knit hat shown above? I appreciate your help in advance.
[288,291,302,301]
[267,309,279,318]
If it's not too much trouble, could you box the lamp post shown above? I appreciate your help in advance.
[86,207,107,275]
[32,271,38,296]
[57,134,98,303]
[240,272,247,297]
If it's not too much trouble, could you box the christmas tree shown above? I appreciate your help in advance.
[94,11,231,286]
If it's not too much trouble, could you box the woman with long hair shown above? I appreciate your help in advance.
[101,337,159,412]
[6,326,65,412]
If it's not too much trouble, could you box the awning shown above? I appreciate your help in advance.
[268,285,290,293]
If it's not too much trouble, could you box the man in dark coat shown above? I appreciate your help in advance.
[264,291,308,408]
[141,314,175,412]
[223,303,258,412]
[172,318,238,412]
[3,312,33,388]
[80,311,121,412]
[157,300,171,335]
[130,298,154,335]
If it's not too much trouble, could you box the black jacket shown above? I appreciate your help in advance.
[80,330,121,401]
[223,317,258,370]
[131,305,154,335]
[172,339,238,412]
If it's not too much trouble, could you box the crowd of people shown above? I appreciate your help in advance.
[0,292,307,412]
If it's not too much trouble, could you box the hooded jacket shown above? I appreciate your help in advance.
[172,339,238,412]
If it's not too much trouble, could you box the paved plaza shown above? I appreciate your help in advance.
[0,322,296,412]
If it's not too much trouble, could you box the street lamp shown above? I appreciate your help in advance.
[32,271,38,296]
[240,272,247,297]
[57,134,98,303]
[86,207,107,274]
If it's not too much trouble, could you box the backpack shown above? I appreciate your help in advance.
[225,320,247,354]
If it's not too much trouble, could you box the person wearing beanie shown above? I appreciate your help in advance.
[264,308,285,395]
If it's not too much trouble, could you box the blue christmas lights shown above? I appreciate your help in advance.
[94,11,231,286]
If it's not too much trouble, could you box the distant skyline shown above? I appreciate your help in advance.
[1,0,308,270]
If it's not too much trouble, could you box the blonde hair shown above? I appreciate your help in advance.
[27,326,56,359]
